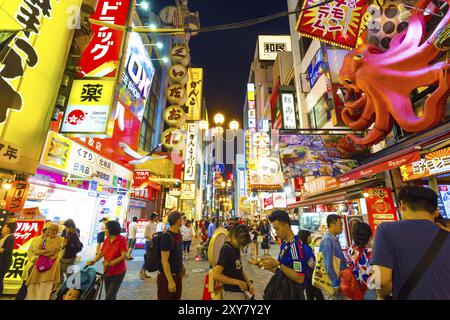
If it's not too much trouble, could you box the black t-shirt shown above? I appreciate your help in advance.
[0,235,15,273]
[63,232,81,259]
[159,230,183,274]
[217,242,246,292]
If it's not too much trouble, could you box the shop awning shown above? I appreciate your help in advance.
[336,148,421,183]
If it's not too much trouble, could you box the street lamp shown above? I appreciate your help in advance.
[136,1,149,10]
[229,120,239,131]
[199,120,209,131]
[213,113,225,126]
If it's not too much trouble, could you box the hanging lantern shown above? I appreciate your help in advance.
[166,84,187,105]
[161,128,184,149]
[170,44,190,66]
[164,105,186,127]
[169,64,189,84]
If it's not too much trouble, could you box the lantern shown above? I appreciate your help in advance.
[162,128,184,149]
[164,105,186,127]
[166,84,187,105]
[169,64,188,84]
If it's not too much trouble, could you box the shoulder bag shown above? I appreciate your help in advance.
[396,228,449,300]
[35,239,55,272]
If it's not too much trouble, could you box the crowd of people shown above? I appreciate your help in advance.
[0,185,449,300]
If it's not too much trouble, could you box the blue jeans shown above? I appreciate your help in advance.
[141,241,150,271]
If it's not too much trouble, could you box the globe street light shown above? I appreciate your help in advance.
[199,120,209,131]
[213,113,225,126]
[229,120,239,131]
[136,1,149,10]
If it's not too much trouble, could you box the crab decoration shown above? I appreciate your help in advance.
[339,0,450,146]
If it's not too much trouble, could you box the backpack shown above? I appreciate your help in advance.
[144,231,174,272]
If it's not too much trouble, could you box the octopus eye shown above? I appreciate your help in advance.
[345,79,353,85]
[353,54,364,61]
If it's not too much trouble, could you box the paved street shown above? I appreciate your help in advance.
[2,240,280,300]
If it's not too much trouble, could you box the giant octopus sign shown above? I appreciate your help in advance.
[339,0,450,146]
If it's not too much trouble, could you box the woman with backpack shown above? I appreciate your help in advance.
[346,221,376,300]
[60,219,83,280]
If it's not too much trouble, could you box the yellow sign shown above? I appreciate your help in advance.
[185,68,203,121]
[180,183,196,200]
[0,0,83,174]
[42,131,73,170]
[60,78,116,135]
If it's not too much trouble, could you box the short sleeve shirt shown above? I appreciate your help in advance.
[370,220,450,299]
[101,235,127,276]
[128,222,138,239]
[278,235,306,277]
[160,231,183,274]
[217,242,246,292]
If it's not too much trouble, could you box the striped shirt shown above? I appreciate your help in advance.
[278,235,306,276]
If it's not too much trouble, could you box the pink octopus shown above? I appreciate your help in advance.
[339,0,450,146]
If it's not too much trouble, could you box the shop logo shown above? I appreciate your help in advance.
[66,109,86,125]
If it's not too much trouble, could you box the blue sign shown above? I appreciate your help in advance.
[307,49,326,89]
[212,162,225,174]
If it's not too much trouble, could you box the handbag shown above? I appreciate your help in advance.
[340,248,365,300]
[35,239,55,272]
[312,251,341,295]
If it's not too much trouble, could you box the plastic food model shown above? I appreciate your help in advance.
[339,0,450,146]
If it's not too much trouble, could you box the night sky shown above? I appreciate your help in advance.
[153,0,291,125]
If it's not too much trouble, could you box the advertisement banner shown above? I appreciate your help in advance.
[364,188,398,233]
[165,194,179,210]
[135,219,149,248]
[0,0,83,174]
[248,157,285,191]
[3,220,45,294]
[307,49,326,89]
[260,192,274,210]
[76,0,130,77]
[273,192,287,208]
[184,123,199,181]
[258,35,292,61]
[185,68,203,121]
[279,134,367,179]
[41,132,133,188]
[247,83,256,129]
[296,0,368,49]
[3,181,29,213]
[61,78,115,134]
[400,147,450,182]
[180,183,196,200]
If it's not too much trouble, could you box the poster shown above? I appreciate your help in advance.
[248,157,285,191]
[135,219,149,249]
[0,0,83,174]
[296,0,368,49]
[364,188,398,233]
[3,220,46,294]
[400,146,450,182]
[279,134,366,178]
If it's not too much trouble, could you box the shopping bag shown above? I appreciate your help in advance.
[312,251,340,295]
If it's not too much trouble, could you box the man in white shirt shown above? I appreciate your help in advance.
[127,216,138,260]
[156,215,164,233]
[140,213,158,280]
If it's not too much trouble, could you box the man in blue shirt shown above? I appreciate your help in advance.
[259,210,307,299]
[319,214,348,300]
[371,186,450,300]
[207,217,217,238]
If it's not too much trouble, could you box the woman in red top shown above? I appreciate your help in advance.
[87,220,127,300]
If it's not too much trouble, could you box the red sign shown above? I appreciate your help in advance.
[13,220,46,250]
[297,0,368,49]
[76,0,130,78]
[4,181,29,214]
[364,188,398,233]
[337,151,421,183]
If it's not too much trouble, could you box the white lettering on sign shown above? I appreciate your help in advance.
[126,52,151,99]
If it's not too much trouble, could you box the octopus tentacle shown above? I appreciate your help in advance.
[342,96,374,131]
[346,103,393,146]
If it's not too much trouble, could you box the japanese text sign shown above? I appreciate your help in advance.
[185,68,203,121]
[364,188,398,233]
[184,123,199,181]
[61,78,115,134]
[0,139,21,165]
[297,0,368,49]
[76,0,131,77]
[0,0,83,174]
[400,147,450,182]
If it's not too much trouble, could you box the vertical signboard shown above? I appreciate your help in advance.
[247,83,256,129]
[185,68,203,121]
[184,123,199,181]
[364,188,398,233]
[281,93,297,129]
[3,220,45,294]
[0,0,83,174]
